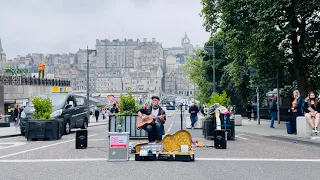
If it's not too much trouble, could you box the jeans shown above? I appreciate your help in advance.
[190,115,198,127]
[253,111,257,120]
[270,111,276,128]
[146,122,163,142]
[247,111,251,120]
[290,112,297,134]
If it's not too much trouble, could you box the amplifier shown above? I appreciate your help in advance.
[214,129,227,149]
[76,130,88,149]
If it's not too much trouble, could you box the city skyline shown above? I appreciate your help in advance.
[0,0,210,59]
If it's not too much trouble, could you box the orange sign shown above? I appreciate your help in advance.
[38,64,46,71]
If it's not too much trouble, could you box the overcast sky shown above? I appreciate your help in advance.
[0,0,210,59]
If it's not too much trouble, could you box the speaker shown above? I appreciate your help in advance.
[214,129,227,149]
[76,130,88,149]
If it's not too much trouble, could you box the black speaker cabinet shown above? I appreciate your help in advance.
[214,129,227,149]
[76,130,88,149]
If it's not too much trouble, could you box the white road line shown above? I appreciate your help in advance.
[0,142,26,150]
[0,134,98,159]
[0,136,20,141]
[235,136,249,140]
[195,158,320,162]
[89,139,107,141]
[165,123,173,135]
[1,157,320,163]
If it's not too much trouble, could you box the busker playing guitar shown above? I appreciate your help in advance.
[137,96,166,144]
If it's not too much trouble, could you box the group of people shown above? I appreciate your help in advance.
[289,90,320,134]
[245,101,258,121]
[93,103,120,122]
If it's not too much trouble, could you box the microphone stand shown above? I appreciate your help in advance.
[180,103,183,130]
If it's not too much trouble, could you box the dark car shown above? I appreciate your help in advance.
[166,105,176,110]
[20,93,88,136]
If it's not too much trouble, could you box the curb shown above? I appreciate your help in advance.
[238,131,320,147]
[0,134,22,139]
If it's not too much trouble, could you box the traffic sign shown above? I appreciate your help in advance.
[52,86,60,92]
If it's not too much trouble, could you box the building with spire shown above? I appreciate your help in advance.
[0,38,7,74]
[163,32,196,97]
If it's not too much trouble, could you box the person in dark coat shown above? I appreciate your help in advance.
[94,108,100,122]
[246,101,252,121]
[188,103,199,129]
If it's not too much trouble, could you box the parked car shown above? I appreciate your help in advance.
[20,93,88,136]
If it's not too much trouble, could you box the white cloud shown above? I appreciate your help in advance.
[0,0,210,58]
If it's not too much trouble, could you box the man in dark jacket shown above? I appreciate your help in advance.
[246,101,252,121]
[137,96,166,143]
[270,95,277,128]
[110,103,119,114]
[188,103,199,129]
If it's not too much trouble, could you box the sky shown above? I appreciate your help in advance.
[0,0,210,59]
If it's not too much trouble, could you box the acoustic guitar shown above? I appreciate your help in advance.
[136,113,174,129]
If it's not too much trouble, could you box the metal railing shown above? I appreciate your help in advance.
[108,115,148,139]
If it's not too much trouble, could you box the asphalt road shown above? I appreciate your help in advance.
[0,109,320,180]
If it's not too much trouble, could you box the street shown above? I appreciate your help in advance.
[0,110,320,180]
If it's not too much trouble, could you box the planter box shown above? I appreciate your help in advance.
[25,119,63,141]
[109,115,148,139]
[0,115,11,127]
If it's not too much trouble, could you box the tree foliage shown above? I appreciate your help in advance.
[200,0,320,97]
[32,97,52,120]
[207,91,231,107]
[119,92,140,115]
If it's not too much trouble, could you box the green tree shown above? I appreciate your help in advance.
[207,91,231,107]
[31,97,53,120]
[119,92,140,115]
[201,0,320,96]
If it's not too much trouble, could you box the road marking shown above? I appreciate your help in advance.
[195,158,320,162]
[165,123,173,135]
[0,136,20,141]
[1,157,320,163]
[89,139,107,141]
[0,134,98,159]
[0,142,26,150]
[235,136,249,140]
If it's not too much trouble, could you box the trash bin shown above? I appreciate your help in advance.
[108,132,130,161]
[286,122,292,134]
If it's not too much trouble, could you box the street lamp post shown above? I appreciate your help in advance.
[86,46,96,124]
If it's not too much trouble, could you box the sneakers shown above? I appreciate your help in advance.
[312,127,319,133]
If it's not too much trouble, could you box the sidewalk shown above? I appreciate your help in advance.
[0,116,108,138]
[237,118,320,146]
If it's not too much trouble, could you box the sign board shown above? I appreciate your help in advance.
[52,86,59,93]
[52,86,68,93]
[108,132,129,161]
[110,136,127,148]
[140,144,163,152]
[63,87,68,92]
